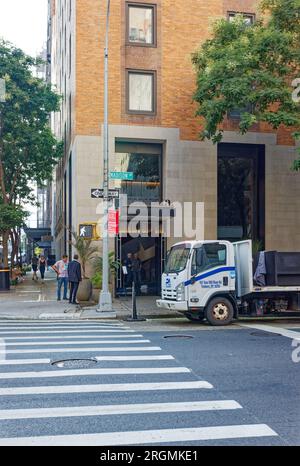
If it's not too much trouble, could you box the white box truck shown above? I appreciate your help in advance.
[157,240,300,325]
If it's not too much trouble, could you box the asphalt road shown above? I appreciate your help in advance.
[0,319,299,446]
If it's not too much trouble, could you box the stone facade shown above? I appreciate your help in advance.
[50,0,299,258]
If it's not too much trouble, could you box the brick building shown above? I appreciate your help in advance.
[49,0,300,295]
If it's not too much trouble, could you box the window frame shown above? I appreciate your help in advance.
[126,69,157,115]
[191,243,227,276]
[227,11,256,25]
[126,2,157,47]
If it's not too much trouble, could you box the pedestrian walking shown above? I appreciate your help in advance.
[52,255,69,301]
[68,254,82,304]
[31,255,38,281]
[38,256,47,284]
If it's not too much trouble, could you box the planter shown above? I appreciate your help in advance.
[92,288,100,304]
[77,278,92,302]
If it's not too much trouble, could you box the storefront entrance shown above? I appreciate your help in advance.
[116,235,166,296]
[218,143,265,246]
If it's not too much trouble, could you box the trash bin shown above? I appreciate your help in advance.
[0,269,10,291]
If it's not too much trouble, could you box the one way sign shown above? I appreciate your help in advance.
[91,189,120,199]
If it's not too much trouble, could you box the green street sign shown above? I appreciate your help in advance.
[110,171,134,181]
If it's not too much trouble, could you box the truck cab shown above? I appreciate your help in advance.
[157,240,238,325]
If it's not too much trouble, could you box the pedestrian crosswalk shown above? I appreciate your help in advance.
[0,320,279,446]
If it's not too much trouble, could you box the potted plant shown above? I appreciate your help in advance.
[69,230,99,303]
[92,252,121,299]
[91,271,102,303]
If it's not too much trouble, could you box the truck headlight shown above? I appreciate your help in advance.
[176,283,185,301]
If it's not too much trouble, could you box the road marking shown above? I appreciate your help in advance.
[0,380,213,396]
[0,325,129,331]
[3,335,143,341]
[95,355,174,361]
[0,323,126,328]
[0,359,51,366]
[240,323,300,340]
[0,424,277,445]
[0,321,125,325]
[4,340,150,346]
[0,329,135,335]
[0,346,162,354]
[0,400,242,421]
[0,355,174,366]
[0,367,190,380]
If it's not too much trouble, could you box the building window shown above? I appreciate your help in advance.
[228,11,255,25]
[127,70,156,114]
[127,3,156,46]
[115,141,162,205]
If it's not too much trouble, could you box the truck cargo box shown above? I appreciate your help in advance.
[265,252,300,287]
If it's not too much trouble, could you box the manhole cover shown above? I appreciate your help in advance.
[163,335,194,340]
[51,358,98,369]
[250,332,280,337]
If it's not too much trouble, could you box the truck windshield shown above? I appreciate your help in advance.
[165,245,191,274]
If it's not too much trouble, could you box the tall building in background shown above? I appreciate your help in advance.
[49,0,300,296]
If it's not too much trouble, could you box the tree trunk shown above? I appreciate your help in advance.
[2,230,9,268]
[10,228,20,266]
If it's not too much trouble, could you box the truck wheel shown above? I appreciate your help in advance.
[205,298,234,326]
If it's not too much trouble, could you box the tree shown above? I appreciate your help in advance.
[192,0,300,153]
[0,40,63,266]
[69,231,99,279]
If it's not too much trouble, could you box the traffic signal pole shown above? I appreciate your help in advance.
[99,0,113,312]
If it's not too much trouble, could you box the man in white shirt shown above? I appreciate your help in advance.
[52,255,69,301]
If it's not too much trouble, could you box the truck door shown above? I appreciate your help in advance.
[233,240,253,297]
[187,242,234,308]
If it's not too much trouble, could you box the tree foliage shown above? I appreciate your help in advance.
[192,0,300,147]
[0,40,63,265]
[0,203,27,233]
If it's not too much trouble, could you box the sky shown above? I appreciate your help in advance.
[0,0,47,56]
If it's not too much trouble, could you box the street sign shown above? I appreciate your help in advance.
[91,188,119,199]
[108,209,119,235]
[110,171,134,181]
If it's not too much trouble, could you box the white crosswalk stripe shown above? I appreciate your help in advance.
[0,425,278,446]
[4,339,150,346]
[0,329,134,334]
[0,400,242,420]
[0,346,162,354]
[0,321,278,445]
[3,334,143,340]
[0,355,175,366]
[0,367,190,380]
[0,381,213,396]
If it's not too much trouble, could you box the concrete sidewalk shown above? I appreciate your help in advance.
[0,270,180,321]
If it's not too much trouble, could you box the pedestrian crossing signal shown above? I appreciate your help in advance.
[79,224,96,240]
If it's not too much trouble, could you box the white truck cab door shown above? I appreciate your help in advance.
[187,242,235,308]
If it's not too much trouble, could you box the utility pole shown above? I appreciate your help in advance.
[99,0,113,312]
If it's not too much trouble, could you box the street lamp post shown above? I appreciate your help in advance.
[99,0,113,312]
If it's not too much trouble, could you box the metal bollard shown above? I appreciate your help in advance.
[126,281,146,322]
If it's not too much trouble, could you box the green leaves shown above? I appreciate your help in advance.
[193,1,300,152]
[0,203,27,233]
[0,40,62,265]
[0,40,62,201]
